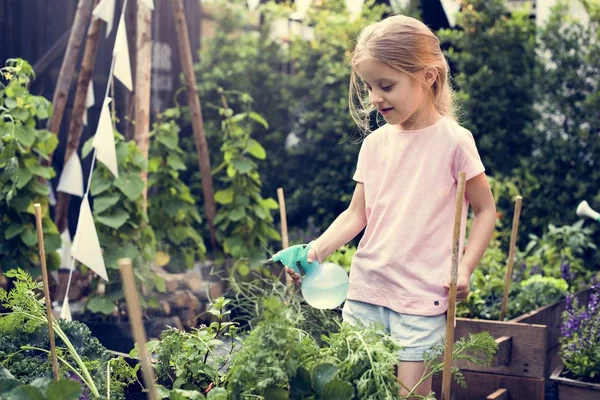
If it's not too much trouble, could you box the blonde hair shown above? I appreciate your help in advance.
[349,15,455,133]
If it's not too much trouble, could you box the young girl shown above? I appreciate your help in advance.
[284,15,496,396]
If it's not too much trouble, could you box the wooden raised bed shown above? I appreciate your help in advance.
[432,287,592,399]
[550,365,600,400]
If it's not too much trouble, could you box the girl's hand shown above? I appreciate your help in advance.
[442,273,471,302]
[284,244,320,285]
[285,267,301,285]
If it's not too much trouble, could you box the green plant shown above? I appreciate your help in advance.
[81,131,160,314]
[325,245,356,273]
[212,89,280,265]
[148,107,206,272]
[0,58,61,274]
[0,269,137,398]
[0,366,82,400]
[132,297,237,394]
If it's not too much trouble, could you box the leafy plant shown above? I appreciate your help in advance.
[325,245,356,273]
[0,366,82,400]
[81,131,160,314]
[132,297,238,395]
[148,107,206,273]
[0,269,137,398]
[560,277,600,383]
[212,89,280,265]
[0,58,61,274]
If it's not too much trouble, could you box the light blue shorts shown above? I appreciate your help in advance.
[342,299,446,362]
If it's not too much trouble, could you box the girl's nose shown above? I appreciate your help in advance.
[370,91,384,105]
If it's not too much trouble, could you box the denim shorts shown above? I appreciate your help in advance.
[342,299,446,362]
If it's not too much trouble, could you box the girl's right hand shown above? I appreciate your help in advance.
[285,245,319,285]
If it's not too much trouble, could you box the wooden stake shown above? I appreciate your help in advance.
[500,196,523,321]
[135,0,152,211]
[277,188,292,288]
[55,0,103,233]
[441,171,467,400]
[34,204,60,382]
[118,258,158,400]
[46,0,95,157]
[171,0,218,250]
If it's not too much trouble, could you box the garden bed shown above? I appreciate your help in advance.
[432,287,592,399]
[550,365,600,400]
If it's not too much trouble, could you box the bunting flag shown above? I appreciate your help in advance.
[71,196,108,281]
[83,82,95,126]
[247,0,260,12]
[46,181,57,206]
[295,0,312,20]
[60,296,72,321]
[113,14,133,91]
[93,97,119,178]
[440,0,461,28]
[344,0,365,22]
[92,0,116,38]
[57,153,84,197]
[143,0,154,10]
[58,229,73,269]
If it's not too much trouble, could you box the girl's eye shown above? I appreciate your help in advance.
[381,85,393,92]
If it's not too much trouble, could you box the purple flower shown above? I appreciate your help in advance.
[560,261,571,282]
[530,264,541,275]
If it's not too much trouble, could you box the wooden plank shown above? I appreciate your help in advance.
[487,388,508,400]
[491,336,512,367]
[432,370,544,400]
[512,287,592,352]
[454,318,546,378]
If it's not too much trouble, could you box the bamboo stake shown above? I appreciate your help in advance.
[46,0,95,155]
[55,0,103,233]
[135,0,152,211]
[34,204,60,382]
[118,258,157,400]
[441,171,467,400]
[277,188,292,288]
[171,0,218,250]
[500,196,523,321]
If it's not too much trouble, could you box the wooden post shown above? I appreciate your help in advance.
[500,196,523,321]
[135,0,152,211]
[34,204,60,382]
[277,188,292,288]
[54,0,103,233]
[46,0,95,158]
[441,171,467,400]
[118,258,158,400]
[171,0,218,250]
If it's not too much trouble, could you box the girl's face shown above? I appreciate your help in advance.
[355,58,437,130]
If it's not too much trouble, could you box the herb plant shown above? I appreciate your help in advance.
[0,58,61,274]
[0,366,82,400]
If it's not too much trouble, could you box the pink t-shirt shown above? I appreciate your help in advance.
[348,116,485,316]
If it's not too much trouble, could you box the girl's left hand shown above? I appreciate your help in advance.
[442,274,470,302]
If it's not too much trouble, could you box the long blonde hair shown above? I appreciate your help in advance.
[349,15,455,133]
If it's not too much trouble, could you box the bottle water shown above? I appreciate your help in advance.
[300,262,349,309]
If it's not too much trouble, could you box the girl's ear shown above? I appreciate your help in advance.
[424,67,438,87]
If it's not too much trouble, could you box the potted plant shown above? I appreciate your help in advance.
[550,277,600,399]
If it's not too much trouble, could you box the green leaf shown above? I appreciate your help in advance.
[81,137,94,159]
[114,173,145,201]
[87,297,116,314]
[248,111,269,128]
[33,132,58,160]
[8,385,45,400]
[14,168,33,189]
[322,379,354,400]
[262,198,279,209]
[20,226,38,246]
[168,226,192,245]
[228,206,246,222]
[14,125,35,147]
[5,223,25,240]
[214,189,234,204]
[90,173,113,196]
[246,138,266,160]
[231,157,253,174]
[45,379,82,400]
[262,386,288,400]
[27,164,54,179]
[96,208,130,229]
[167,153,186,170]
[12,107,30,122]
[157,131,178,150]
[311,363,339,395]
[93,194,121,214]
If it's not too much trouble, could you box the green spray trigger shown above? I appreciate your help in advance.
[270,243,319,276]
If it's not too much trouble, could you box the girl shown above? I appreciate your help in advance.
[284,15,496,397]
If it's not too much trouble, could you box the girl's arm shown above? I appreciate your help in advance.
[308,182,367,263]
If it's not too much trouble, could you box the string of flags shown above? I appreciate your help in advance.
[56,0,153,320]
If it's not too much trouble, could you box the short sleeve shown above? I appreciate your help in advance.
[452,130,485,181]
[353,140,366,183]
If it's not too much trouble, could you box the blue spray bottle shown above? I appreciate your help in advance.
[271,243,349,309]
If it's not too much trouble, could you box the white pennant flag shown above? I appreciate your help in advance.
[71,196,108,281]
[247,0,260,12]
[60,296,72,321]
[143,0,154,10]
[57,229,73,268]
[295,0,312,20]
[113,14,133,91]
[93,0,116,38]
[57,153,84,197]
[93,97,119,178]
[440,0,461,28]
[344,0,365,22]
[83,82,95,126]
